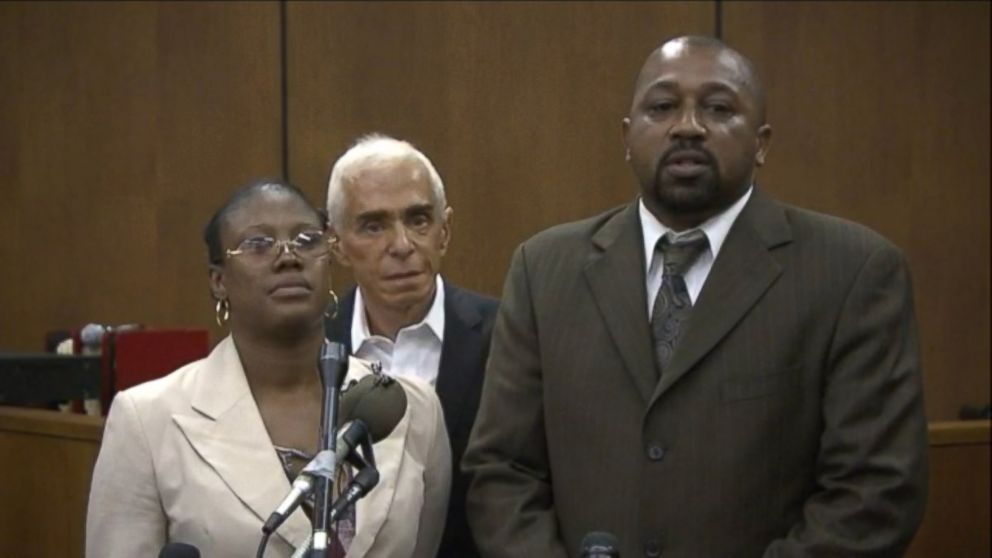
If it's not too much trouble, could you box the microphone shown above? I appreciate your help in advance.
[328,465,380,521]
[158,542,200,558]
[262,420,370,535]
[337,370,408,441]
[296,341,348,558]
[290,466,381,558]
[580,531,620,558]
[262,371,410,534]
[79,323,107,355]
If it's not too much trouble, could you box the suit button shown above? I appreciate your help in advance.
[644,538,662,557]
[646,443,665,461]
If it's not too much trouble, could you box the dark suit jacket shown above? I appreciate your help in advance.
[326,280,499,558]
[464,190,928,557]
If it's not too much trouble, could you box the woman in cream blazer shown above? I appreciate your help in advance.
[86,180,450,557]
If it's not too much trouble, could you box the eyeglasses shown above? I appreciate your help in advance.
[226,230,330,261]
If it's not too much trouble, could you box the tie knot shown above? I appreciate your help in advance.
[658,230,709,276]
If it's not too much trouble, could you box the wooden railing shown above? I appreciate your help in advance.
[0,407,103,558]
[907,420,991,557]
[0,408,988,557]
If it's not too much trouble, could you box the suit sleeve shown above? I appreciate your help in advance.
[412,388,452,558]
[764,243,929,557]
[462,244,570,558]
[86,391,167,557]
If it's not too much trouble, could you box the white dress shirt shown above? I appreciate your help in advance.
[351,275,445,386]
[640,187,753,319]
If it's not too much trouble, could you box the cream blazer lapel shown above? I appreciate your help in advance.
[171,336,312,551]
[342,358,410,557]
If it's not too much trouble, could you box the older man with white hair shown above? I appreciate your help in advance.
[325,134,499,558]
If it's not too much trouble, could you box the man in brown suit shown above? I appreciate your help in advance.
[463,36,928,557]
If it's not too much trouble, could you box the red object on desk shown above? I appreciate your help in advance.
[56,326,209,415]
[112,329,209,393]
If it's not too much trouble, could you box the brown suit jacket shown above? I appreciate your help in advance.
[463,190,928,557]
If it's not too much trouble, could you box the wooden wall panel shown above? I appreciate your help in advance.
[723,1,990,420]
[0,1,282,351]
[286,1,715,297]
[1,1,983,424]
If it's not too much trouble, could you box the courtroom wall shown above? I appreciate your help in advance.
[724,1,990,421]
[0,1,283,349]
[0,1,987,420]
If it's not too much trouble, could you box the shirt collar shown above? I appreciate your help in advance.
[351,275,446,346]
[639,186,753,271]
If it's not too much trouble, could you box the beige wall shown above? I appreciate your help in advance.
[0,1,987,421]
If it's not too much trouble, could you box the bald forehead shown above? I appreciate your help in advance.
[632,39,766,121]
[636,42,752,93]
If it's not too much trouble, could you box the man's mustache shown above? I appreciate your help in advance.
[660,143,715,166]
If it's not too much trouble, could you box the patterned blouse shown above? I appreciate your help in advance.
[273,445,356,554]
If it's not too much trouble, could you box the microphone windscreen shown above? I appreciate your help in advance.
[579,531,620,557]
[159,542,201,558]
[79,323,106,346]
[338,373,408,442]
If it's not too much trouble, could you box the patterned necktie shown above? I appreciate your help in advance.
[651,230,709,379]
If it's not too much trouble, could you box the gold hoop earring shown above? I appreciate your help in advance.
[215,299,230,327]
[325,288,339,319]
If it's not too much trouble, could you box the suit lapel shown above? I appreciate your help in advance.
[171,337,311,550]
[651,190,792,402]
[583,204,658,403]
[343,359,407,557]
[435,284,483,434]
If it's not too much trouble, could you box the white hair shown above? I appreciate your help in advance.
[326,133,446,229]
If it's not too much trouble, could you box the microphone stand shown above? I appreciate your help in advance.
[310,341,348,558]
[291,431,380,558]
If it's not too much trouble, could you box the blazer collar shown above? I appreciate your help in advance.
[443,282,484,331]
[582,192,792,405]
[351,276,447,351]
[435,284,485,429]
[583,202,659,402]
[171,336,312,550]
[342,359,409,557]
[651,188,792,402]
[328,282,483,352]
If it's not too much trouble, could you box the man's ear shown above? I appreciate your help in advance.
[328,227,351,267]
[208,264,226,301]
[439,206,454,256]
[755,124,772,167]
